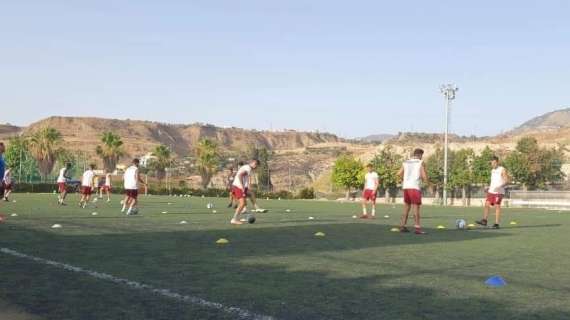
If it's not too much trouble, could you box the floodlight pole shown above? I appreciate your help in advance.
[440,84,458,206]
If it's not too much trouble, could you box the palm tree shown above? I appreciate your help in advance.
[95,132,125,173]
[150,144,172,183]
[27,127,63,181]
[195,139,219,189]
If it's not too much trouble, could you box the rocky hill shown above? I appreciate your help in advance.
[0,124,22,140]
[508,107,570,134]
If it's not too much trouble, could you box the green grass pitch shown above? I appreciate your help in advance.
[1,194,569,320]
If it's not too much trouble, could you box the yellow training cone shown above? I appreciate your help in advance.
[467,224,476,229]
[314,232,326,237]
[510,221,518,225]
[437,225,446,230]
[390,228,400,232]
[216,238,229,244]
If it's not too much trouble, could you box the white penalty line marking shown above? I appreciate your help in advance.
[1,248,275,320]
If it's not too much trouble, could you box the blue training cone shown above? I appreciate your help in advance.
[485,276,507,287]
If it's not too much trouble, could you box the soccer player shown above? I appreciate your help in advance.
[361,164,379,218]
[79,164,96,208]
[101,171,112,202]
[398,148,428,235]
[226,167,236,208]
[230,159,259,225]
[122,158,145,215]
[0,142,5,201]
[476,156,510,229]
[57,162,73,205]
[3,167,13,202]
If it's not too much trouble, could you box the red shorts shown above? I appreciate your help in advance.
[362,189,377,202]
[404,189,422,205]
[486,193,504,206]
[2,182,12,191]
[81,186,92,196]
[58,182,66,193]
[102,186,111,192]
[125,189,138,199]
[231,186,248,199]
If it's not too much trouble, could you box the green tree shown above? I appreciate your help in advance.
[425,147,445,201]
[27,127,63,181]
[4,136,40,183]
[370,146,403,203]
[472,146,495,185]
[449,148,475,206]
[331,154,364,199]
[195,139,219,189]
[248,146,273,191]
[95,132,125,173]
[148,145,172,183]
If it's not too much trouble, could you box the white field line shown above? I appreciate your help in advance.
[1,248,275,320]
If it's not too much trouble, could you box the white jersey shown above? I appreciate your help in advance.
[124,166,139,190]
[489,166,507,195]
[105,173,112,187]
[232,165,253,190]
[57,168,68,183]
[3,169,11,185]
[364,172,379,190]
[81,170,95,187]
[402,159,423,191]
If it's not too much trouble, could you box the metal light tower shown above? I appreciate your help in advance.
[440,84,458,206]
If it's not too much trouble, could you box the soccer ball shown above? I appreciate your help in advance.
[247,214,256,224]
[456,219,467,230]
[130,208,139,215]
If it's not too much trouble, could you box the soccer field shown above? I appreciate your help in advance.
[1,194,569,320]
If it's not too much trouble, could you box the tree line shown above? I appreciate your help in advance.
[332,137,567,204]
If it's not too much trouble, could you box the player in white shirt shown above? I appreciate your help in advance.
[476,156,510,229]
[57,163,73,205]
[361,164,379,218]
[3,167,13,202]
[101,172,112,202]
[398,148,428,235]
[230,159,259,225]
[79,164,96,208]
[122,158,145,215]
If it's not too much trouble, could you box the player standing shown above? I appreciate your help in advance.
[79,164,96,208]
[0,142,5,202]
[398,148,428,235]
[361,164,379,219]
[101,171,112,202]
[122,159,145,215]
[57,163,73,205]
[3,167,13,202]
[226,167,236,208]
[476,156,510,229]
[230,159,259,225]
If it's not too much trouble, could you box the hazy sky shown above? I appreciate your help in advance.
[1,1,569,138]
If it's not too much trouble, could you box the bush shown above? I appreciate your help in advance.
[297,187,315,199]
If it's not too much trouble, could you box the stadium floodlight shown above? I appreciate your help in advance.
[440,84,459,206]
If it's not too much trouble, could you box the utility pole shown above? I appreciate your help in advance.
[440,84,459,206]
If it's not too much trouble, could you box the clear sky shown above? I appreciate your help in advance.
[1,0,569,138]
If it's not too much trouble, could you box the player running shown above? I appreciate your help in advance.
[476,156,510,229]
[398,148,428,235]
[230,159,259,225]
[122,159,145,215]
[101,171,112,202]
[79,164,96,208]
[57,163,73,205]
[3,167,13,202]
[361,164,379,219]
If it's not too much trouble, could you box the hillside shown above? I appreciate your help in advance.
[508,107,570,135]
[0,124,22,140]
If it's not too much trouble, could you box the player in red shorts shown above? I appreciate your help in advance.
[398,148,428,234]
[79,164,96,208]
[101,171,112,202]
[476,156,510,229]
[3,167,13,202]
[122,159,145,215]
[361,164,379,218]
[230,159,259,225]
[56,163,72,205]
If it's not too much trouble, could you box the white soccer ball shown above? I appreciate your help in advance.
[456,219,467,230]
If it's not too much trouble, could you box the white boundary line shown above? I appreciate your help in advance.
[1,247,275,320]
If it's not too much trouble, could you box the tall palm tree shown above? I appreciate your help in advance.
[150,144,172,182]
[27,127,63,181]
[195,139,219,189]
[95,132,125,173]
